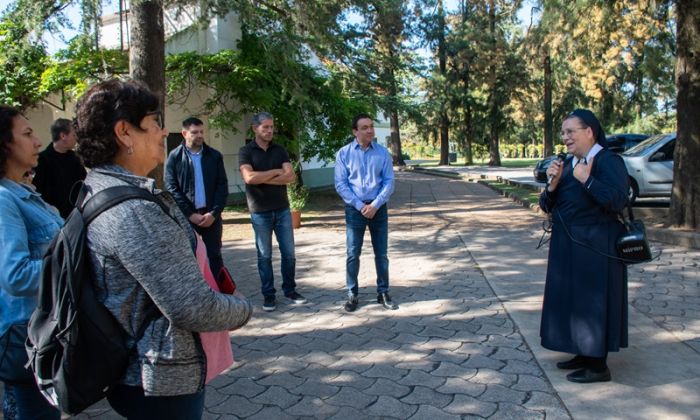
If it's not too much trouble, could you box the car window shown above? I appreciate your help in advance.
[650,139,675,161]
[623,134,670,156]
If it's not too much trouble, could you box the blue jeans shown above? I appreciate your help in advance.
[107,385,204,420]
[193,217,224,278]
[345,204,389,296]
[6,380,60,420]
[250,208,296,297]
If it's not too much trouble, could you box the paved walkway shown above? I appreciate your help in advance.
[47,171,700,418]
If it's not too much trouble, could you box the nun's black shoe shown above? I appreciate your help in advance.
[566,368,611,383]
[556,356,588,370]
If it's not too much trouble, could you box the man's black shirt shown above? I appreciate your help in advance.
[32,143,87,218]
[238,141,290,213]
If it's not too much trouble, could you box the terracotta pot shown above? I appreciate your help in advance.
[291,210,302,229]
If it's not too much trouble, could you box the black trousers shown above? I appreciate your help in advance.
[193,216,224,277]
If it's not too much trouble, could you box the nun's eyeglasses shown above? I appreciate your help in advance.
[560,127,586,139]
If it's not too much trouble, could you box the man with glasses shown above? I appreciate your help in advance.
[166,117,229,277]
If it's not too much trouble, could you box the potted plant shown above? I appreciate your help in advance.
[287,182,309,229]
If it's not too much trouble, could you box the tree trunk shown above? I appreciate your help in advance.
[669,0,700,229]
[387,62,405,166]
[463,106,473,165]
[543,51,554,157]
[437,0,450,166]
[389,109,404,166]
[486,0,500,166]
[130,0,166,186]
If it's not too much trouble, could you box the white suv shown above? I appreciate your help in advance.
[621,133,675,203]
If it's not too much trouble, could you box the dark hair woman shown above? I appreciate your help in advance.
[539,108,629,383]
[74,80,252,419]
[0,105,62,419]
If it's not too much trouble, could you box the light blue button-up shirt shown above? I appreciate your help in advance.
[334,139,395,211]
[0,178,63,336]
[186,148,207,209]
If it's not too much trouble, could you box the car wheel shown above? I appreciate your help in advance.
[628,178,638,205]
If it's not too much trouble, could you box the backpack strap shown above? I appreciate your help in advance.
[79,185,171,340]
[82,185,171,225]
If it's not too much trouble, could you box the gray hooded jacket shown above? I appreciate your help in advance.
[83,165,252,396]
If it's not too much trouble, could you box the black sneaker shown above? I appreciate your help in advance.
[344,295,359,312]
[262,296,276,312]
[377,293,398,310]
[285,291,307,304]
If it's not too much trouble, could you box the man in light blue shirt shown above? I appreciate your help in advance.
[335,113,396,312]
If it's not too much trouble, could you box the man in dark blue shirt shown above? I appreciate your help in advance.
[239,112,306,312]
[335,113,396,312]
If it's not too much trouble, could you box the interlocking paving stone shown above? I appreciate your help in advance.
[400,385,453,407]
[208,395,263,417]
[218,377,266,398]
[362,363,409,380]
[407,405,461,420]
[431,361,478,378]
[250,385,301,409]
[479,384,528,404]
[327,406,367,420]
[363,378,412,398]
[490,402,545,419]
[366,395,419,418]
[512,375,554,393]
[443,394,498,417]
[285,396,340,417]
[398,369,447,388]
[327,370,376,389]
[435,377,486,397]
[470,368,518,387]
[324,386,378,409]
[245,406,297,420]
[500,359,544,375]
[461,354,506,370]
[256,371,305,388]
[291,379,341,399]
[204,387,229,408]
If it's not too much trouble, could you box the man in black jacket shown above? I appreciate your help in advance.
[165,117,229,276]
[32,118,87,217]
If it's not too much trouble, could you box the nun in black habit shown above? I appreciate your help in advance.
[539,109,629,383]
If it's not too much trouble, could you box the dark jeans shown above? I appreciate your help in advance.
[250,208,296,297]
[345,204,389,296]
[107,385,205,420]
[193,217,224,277]
[3,380,60,420]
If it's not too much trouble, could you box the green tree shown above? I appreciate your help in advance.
[0,20,49,108]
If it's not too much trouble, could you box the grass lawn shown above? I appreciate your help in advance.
[481,180,541,205]
[412,158,539,168]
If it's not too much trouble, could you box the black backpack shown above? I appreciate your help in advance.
[25,185,164,415]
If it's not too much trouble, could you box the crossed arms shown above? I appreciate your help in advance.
[239,162,296,185]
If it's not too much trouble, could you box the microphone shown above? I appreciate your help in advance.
[547,153,567,185]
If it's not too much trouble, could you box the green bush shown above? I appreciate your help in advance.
[287,183,309,210]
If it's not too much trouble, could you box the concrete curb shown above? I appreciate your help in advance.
[405,166,700,250]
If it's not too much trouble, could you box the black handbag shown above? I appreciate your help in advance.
[0,323,33,384]
[617,206,653,264]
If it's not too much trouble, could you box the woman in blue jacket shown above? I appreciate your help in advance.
[539,109,629,383]
[0,105,62,418]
